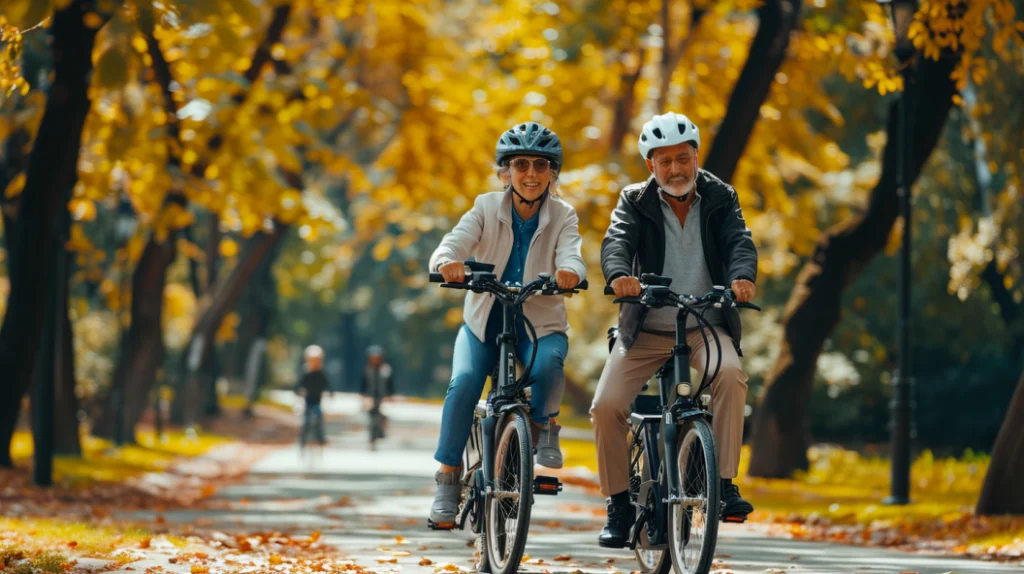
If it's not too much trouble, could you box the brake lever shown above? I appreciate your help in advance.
[612,297,643,305]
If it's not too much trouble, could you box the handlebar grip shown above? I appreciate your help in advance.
[604,286,615,296]
[576,279,589,290]
[736,302,762,311]
[429,273,445,283]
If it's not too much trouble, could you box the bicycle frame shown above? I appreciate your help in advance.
[632,303,710,548]
[624,286,735,550]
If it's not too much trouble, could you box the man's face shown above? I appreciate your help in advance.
[369,355,383,367]
[645,142,698,197]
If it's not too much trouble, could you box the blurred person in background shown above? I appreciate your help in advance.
[362,345,394,450]
[295,344,331,449]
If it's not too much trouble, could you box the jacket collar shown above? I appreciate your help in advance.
[499,187,551,235]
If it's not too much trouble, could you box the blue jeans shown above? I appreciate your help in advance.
[434,319,568,467]
[300,404,325,446]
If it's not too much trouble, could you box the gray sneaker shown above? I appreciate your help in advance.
[535,422,564,469]
[428,470,462,527]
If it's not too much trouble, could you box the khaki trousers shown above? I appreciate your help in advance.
[590,328,748,496]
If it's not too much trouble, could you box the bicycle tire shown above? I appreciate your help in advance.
[468,468,491,573]
[668,418,720,574]
[631,426,672,574]
[486,409,533,574]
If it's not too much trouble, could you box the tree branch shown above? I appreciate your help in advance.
[702,0,801,183]
[657,0,707,111]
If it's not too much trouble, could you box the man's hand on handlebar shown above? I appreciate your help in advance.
[730,279,756,303]
[439,260,465,283]
[610,276,642,298]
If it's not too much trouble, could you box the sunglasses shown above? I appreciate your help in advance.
[509,157,552,174]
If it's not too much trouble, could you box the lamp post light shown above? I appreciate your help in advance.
[877,0,920,506]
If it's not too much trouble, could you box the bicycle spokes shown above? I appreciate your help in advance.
[487,413,532,574]
[669,420,719,574]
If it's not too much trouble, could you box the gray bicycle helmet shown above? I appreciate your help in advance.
[495,122,563,169]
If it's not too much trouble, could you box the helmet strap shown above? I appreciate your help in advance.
[661,189,689,203]
[508,184,549,208]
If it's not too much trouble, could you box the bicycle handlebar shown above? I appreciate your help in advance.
[429,263,587,394]
[430,272,589,294]
[604,284,761,311]
[604,280,760,398]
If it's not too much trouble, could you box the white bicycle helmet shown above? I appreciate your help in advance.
[638,112,700,159]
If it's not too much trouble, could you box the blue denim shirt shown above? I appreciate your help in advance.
[484,205,540,341]
[500,206,540,285]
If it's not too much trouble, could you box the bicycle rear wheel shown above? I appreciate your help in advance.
[668,418,720,574]
[486,409,533,574]
[631,426,672,574]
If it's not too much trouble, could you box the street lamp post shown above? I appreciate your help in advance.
[877,0,919,506]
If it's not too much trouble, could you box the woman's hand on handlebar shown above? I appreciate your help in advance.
[439,260,466,283]
[555,269,580,290]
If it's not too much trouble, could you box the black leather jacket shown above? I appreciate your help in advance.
[601,170,758,353]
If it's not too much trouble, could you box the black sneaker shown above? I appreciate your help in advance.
[597,494,635,548]
[721,479,753,522]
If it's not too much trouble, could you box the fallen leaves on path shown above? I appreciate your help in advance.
[749,512,1024,562]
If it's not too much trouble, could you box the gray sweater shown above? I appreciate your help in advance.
[643,192,723,332]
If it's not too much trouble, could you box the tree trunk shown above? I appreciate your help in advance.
[608,47,646,155]
[180,226,288,426]
[1,129,33,258]
[702,0,801,183]
[54,251,80,456]
[339,311,360,392]
[199,214,224,416]
[656,1,706,112]
[184,224,203,297]
[241,249,279,412]
[747,53,959,478]
[205,215,222,292]
[105,5,292,436]
[0,0,101,467]
[977,370,1024,515]
[91,237,177,440]
[974,372,1024,515]
[242,338,269,416]
[201,350,222,416]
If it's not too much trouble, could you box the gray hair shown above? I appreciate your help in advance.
[496,164,560,197]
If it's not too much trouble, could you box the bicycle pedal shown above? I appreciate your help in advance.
[721,514,747,524]
[427,519,457,530]
[533,475,562,495]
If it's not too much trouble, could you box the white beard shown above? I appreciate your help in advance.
[660,177,695,198]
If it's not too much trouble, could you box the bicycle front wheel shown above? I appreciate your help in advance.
[486,409,533,574]
[668,418,720,574]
